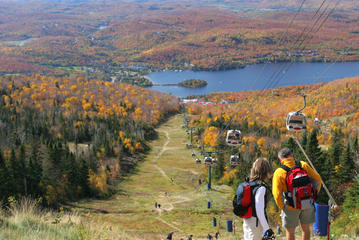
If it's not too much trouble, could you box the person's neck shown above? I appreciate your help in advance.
[280,156,294,164]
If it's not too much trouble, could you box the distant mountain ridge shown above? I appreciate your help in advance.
[2,0,359,12]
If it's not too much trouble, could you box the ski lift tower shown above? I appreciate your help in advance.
[203,150,218,190]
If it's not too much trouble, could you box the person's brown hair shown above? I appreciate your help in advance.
[250,158,273,181]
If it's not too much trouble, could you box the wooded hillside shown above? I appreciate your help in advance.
[0,1,359,75]
[0,74,179,205]
[184,76,359,236]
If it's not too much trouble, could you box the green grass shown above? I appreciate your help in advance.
[74,114,243,239]
[0,198,86,240]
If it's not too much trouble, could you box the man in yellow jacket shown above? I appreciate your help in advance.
[272,148,322,240]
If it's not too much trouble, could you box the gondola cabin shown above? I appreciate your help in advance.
[211,158,217,166]
[286,112,307,132]
[230,155,240,166]
[196,158,201,164]
[226,130,242,146]
[272,90,280,96]
[204,157,212,165]
[192,153,196,157]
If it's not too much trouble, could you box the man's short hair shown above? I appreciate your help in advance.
[278,147,293,159]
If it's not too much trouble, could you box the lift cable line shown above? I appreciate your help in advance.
[249,0,307,91]
[264,0,342,91]
[261,0,337,91]
[251,0,329,91]
[216,0,332,142]
[211,0,310,145]
[187,0,343,163]
[231,0,330,138]
[291,0,330,47]
[311,44,355,84]
[261,11,339,96]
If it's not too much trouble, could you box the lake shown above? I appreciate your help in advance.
[146,62,359,97]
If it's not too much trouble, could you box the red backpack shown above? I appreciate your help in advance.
[233,179,264,218]
[280,161,317,210]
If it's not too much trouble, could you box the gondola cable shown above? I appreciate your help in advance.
[215,0,337,144]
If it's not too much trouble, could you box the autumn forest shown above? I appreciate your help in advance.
[0,0,359,239]
[1,0,359,77]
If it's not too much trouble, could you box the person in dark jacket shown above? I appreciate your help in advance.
[166,232,174,240]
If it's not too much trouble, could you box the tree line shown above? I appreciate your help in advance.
[0,75,179,206]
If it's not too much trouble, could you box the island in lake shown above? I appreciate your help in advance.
[178,79,208,88]
[151,78,208,88]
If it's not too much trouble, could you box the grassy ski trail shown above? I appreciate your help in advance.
[75,114,242,239]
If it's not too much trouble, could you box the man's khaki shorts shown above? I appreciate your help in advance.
[281,205,315,229]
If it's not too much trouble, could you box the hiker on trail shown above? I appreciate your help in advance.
[206,233,213,239]
[273,148,322,240]
[155,202,158,208]
[215,231,219,239]
[158,204,161,209]
[166,232,174,240]
[276,225,281,235]
[242,158,274,240]
[187,234,193,240]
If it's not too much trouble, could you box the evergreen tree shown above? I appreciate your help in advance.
[328,129,344,192]
[0,149,11,201]
[306,130,325,175]
[352,135,359,164]
[343,178,359,212]
[64,152,80,199]
[267,148,279,166]
[301,132,308,148]
[8,148,22,195]
[329,129,344,168]
[254,143,262,158]
[212,153,225,180]
[283,137,297,152]
[28,143,43,196]
[78,158,91,197]
[305,129,329,203]
[338,143,355,182]
[19,145,28,195]
[283,137,304,162]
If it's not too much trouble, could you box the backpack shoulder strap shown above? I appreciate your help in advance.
[280,164,290,172]
[281,161,302,172]
[295,161,302,169]
[251,181,266,226]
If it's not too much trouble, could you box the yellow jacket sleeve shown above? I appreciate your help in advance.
[301,161,322,193]
[272,168,287,210]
